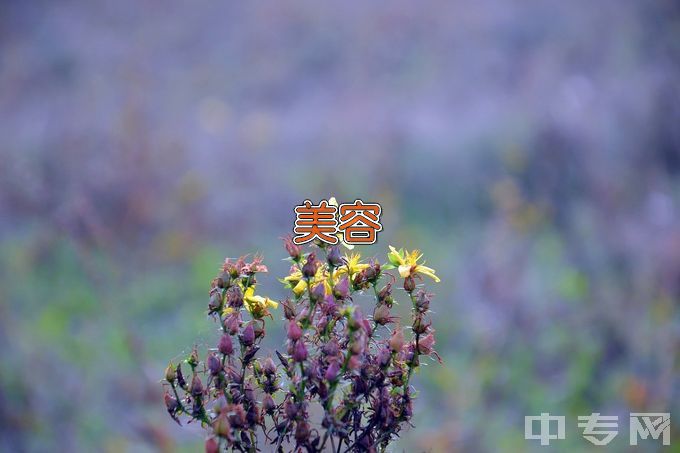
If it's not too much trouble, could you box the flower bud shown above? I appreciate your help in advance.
[226,285,243,308]
[373,304,391,325]
[376,346,391,368]
[403,276,416,293]
[333,275,350,300]
[325,361,340,381]
[417,332,436,355]
[301,253,318,278]
[187,346,200,369]
[262,393,276,414]
[292,340,308,362]
[207,352,222,375]
[311,282,326,302]
[223,314,240,335]
[209,291,223,313]
[412,315,431,334]
[164,391,179,413]
[190,373,204,396]
[241,323,255,346]
[263,357,277,375]
[322,339,339,356]
[176,363,187,389]
[165,363,176,384]
[415,290,430,312]
[326,246,343,267]
[284,399,298,420]
[205,437,220,453]
[218,334,234,355]
[287,320,302,341]
[389,328,405,353]
[284,236,302,261]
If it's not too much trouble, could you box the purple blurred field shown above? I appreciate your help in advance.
[0,1,678,451]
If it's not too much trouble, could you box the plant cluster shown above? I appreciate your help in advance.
[162,239,440,452]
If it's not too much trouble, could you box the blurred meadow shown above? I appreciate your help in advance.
[1,0,679,451]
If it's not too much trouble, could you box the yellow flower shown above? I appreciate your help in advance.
[243,286,278,318]
[283,264,331,297]
[387,245,440,283]
[328,197,354,250]
[336,253,369,277]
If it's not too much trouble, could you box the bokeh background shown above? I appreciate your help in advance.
[1,1,679,451]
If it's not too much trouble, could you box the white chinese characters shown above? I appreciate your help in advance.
[525,412,670,446]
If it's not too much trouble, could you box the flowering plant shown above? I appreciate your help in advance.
[163,239,440,452]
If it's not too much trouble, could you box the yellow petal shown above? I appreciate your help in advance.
[398,264,412,278]
[416,265,440,282]
[292,280,307,296]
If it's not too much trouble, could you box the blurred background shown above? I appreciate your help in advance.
[1,0,679,451]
